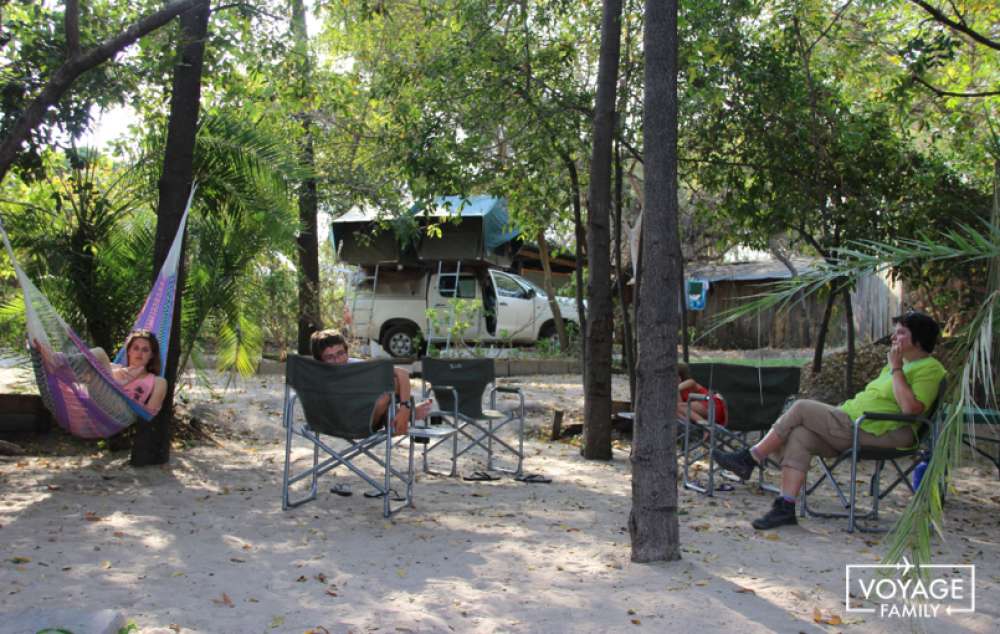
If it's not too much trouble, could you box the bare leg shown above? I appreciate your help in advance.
[90,347,112,371]
[751,430,784,462]
[414,399,432,420]
[780,465,807,498]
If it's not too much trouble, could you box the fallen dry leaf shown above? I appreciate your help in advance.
[10,556,31,564]
[734,586,756,594]
[812,607,823,623]
[826,614,843,625]
[84,512,101,522]
[212,592,234,608]
[764,533,780,541]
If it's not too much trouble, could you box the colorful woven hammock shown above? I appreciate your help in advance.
[0,188,193,439]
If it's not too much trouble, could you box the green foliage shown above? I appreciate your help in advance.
[425,298,480,351]
[0,148,153,351]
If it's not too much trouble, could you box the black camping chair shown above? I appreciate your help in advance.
[682,363,802,496]
[281,355,452,517]
[800,379,947,533]
[420,357,524,478]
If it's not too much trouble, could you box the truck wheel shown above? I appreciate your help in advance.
[538,321,558,341]
[382,324,420,359]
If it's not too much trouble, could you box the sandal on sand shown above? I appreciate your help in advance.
[364,489,405,501]
[515,474,552,484]
[463,471,500,482]
[330,484,352,497]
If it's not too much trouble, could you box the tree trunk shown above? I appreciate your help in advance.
[613,139,635,404]
[565,154,588,381]
[583,0,622,461]
[812,283,838,374]
[0,0,205,186]
[536,230,568,351]
[843,287,855,395]
[679,253,688,363]
[131,0,209,467]
[630,0,681,563]
[291,0,321,355]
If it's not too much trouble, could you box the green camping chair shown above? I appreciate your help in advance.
[682,363,802,496]
[281,355,452,517]
[420,357,524,478]
[800,378,946,533]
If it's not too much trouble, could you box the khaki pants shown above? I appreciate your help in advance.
[770,399,916,473]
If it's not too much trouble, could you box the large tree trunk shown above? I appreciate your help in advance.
[630,0,681,563]
[583,0,622,461]
[537,230,568,351]
[131,0,210,467]
[0,0,205,186]
[291,0,321,355]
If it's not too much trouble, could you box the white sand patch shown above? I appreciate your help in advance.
[0,365,996,633]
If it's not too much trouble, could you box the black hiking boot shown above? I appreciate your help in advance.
[711,448,757,481]
[752,497,798,530]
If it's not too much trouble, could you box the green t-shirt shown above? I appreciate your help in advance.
[839,356,946,437]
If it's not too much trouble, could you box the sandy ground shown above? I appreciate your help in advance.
[1,362,998,634]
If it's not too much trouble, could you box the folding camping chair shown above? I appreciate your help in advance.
[420,357,524,478]
[281,355,453,517]
[800,379,946,533]
[682,363,801,496]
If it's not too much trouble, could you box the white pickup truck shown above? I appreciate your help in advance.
[349,267,581,358]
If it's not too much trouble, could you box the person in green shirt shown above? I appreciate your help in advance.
[713,311,946,530]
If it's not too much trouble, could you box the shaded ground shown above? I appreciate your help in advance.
[0,363,997,633]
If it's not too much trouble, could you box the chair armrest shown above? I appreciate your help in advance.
[491,385,524,415]
[858,411,929,424]
[493,385,520,394]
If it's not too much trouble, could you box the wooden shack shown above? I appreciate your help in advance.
[685,257,904,349]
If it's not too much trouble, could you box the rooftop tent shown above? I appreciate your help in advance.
[330,196,521,266]
[414,195,520,264]
[330,206,416,266]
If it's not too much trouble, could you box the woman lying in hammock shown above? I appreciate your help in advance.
[34,329,168,415]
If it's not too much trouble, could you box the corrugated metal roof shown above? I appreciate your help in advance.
[687,256,821,282]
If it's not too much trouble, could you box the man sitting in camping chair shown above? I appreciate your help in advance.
[310,330,432,435]
[713,311,946,530]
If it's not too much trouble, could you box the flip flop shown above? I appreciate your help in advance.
[515,474,552,484]
[463,470,500,482]
[330,484,352,497]
[364,489,405,501]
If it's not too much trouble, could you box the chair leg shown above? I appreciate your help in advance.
[848,447,861,533]
[282,392,319,510]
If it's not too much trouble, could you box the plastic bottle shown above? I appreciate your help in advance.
[912,460,929,491]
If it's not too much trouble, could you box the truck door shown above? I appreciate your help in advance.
[429,272,481,346]
[489,270,536,343]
